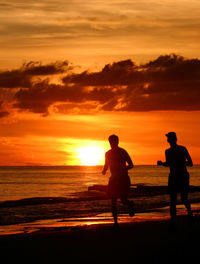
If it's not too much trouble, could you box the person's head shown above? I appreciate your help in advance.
[108,134,119,149]
[165,132,177,146]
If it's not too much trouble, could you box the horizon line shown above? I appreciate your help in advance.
[0,164,199,167]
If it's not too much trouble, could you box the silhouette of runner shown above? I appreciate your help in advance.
[102,134,135,228]
[157,132,194,230]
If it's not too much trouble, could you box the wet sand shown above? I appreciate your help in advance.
[1,207,200,263]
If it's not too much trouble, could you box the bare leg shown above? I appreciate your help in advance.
[111,198,118,225]
[170,192,177,225]
[181,190,194,224]
[121,197,135,217]
[181,190,192,214]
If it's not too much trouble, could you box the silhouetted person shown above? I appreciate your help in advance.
[157,132,193,230]
[102,134,134,228]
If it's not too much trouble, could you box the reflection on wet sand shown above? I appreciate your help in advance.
[2,203,198,236]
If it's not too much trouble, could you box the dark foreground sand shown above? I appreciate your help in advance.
[1,213,200,263]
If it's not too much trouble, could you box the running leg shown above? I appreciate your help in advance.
[170,192,177,223]
[181,190,194,223]
[111,198,118,225]
[121,197,135,217]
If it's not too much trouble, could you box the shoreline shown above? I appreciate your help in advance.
[0,211,200,262]
[1,203,200,236]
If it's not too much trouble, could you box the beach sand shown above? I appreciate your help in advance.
[1,207,200,263]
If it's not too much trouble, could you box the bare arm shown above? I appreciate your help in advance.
[157,160,168,167]
[185,148,193,167]
[157,150,169,167]
[126,153,134,170]
[102,153,109,175]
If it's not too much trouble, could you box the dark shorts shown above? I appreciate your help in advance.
[108,175,130,199]
[168,172,189,194]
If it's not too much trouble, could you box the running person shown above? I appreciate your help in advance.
[102,134,134,228]
[157,132,193,230]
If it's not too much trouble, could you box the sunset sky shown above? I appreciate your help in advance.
[0,0,200,165]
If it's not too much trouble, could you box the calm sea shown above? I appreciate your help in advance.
[0,165,200,228]
[0,165,200,202]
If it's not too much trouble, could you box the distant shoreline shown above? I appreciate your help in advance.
[0,164,200,168]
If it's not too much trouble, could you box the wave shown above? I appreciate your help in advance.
[88,183,200,196]
[0,197,69,208]
[1,184,200,227]
[1,184,200,209]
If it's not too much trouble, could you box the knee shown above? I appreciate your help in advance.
[170,199,176,207]
[181,192,188,203]
[181,197,189,206]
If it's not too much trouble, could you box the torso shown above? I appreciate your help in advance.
[166,145,188,175]
[106,147,129,177]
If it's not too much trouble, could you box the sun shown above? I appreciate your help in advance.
[77,146,104,166]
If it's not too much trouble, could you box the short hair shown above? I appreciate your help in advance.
[165,132,177,140]
[108,134,119,145]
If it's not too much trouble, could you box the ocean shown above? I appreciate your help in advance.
[0,165,200,233]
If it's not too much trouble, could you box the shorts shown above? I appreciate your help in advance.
[168,172,189,194]
[108,175,130,199]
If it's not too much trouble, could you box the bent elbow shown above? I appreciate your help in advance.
[187,161,193,167]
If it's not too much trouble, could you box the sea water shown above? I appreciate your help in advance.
[0,165,200,201]
[0,165,200,229]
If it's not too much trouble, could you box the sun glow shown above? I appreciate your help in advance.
[77,146,105,166]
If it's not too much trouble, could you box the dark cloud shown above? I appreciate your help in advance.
[62,54,200,112]
[14,80,85,115]
[0,111,9,118]
[1,54,200,115]
[0,100,9,118]
[14,80,115,114]
[0,60,71,88]
[21,61,71,76]
[0,69,31,88]
[63,59,137,86]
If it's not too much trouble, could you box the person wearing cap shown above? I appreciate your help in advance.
[102,134,135,229]
[157,132,193,230]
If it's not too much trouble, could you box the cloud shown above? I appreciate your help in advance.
[62,54,200,112]
[0,60,71,88]
[14,81,86,115]
[63,59,136,86]
[21,61,71,76]
[1,54,200,115]
[0,69,31,88]
[0,100,9,118]
[0,111,9,118]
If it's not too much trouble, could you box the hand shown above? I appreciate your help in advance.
[157,160,163,166]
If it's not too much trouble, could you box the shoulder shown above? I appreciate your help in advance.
[165,148,171,154]
[177,145,188,152]
[105,149,111,157]
[118,147,128,154]
[118,147,130,158]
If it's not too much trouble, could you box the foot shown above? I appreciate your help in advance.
[129,201,135,217]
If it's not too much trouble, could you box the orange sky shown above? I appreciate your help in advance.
[1,0,200,69]
[0,110,200,165]
[0,0,200,165]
